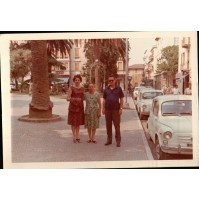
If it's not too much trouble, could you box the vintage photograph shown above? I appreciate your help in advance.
[1,32,198,168]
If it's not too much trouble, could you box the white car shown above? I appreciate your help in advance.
[147,95,192,160]
[135,87,154,111]
[10,83,16,91]
[133,86,146,100]
[137,89,163,120]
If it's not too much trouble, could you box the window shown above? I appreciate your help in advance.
[75,62,79,71]
[65,62,69,69]
[63,52,69,59]
[181,52,185,66]
[161,100,192,116]
[117,61,123,70]
[56,51,60,59]
[62,62,69,70]
[75,48,80,58]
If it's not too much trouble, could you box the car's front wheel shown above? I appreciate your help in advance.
[155,137,167,160]
[139,109,144,120]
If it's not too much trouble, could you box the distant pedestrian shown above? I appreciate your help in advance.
[184,83,192,95]
[102,75,124,147]
[172,84,180,95]
[84,83,101,143]
[67,75,84,144]
[62,84,66,94]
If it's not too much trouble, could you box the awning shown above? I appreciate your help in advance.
[57,77,69,83]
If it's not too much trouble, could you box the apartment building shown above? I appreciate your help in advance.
[176,37,192,94]
[146,37,179,89]
[52,40,87,84]
[128,64,145,87]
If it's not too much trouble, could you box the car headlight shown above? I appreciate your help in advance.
[163,131,172,139]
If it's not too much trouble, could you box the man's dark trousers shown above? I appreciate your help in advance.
[105,109,121,144]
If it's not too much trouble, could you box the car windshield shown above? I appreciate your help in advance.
[161,100,192,116]
[142,92,163,99]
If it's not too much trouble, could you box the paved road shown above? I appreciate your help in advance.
[10,93,153,164]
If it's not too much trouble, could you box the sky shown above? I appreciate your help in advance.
[128,38,156,66]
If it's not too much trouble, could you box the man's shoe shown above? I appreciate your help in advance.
[116,144,121,147]
[104,142,112,146]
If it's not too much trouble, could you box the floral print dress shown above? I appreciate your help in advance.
[84,92,100,129]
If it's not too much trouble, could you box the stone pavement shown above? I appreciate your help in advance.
[10,93,154,165]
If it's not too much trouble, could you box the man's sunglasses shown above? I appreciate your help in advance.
[108,80,114,82]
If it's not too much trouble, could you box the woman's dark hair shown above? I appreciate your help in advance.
[108,74,117,79]
[73,75,82,82]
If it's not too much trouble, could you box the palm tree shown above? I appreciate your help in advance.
[85,39,127,91]
[29,40,52,118]
[87,39,126,60]
[29,40,74,119]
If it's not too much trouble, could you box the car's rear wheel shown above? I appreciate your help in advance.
[155,137,167,160]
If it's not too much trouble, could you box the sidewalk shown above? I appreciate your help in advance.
[10,93,154,166]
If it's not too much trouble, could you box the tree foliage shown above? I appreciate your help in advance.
[156,45,179,75]
[10,40,75,88]
[84,39,128,86]
[10,48,32,88]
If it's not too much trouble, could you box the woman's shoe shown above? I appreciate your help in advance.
[73,139,78,143]
[76,138,80,143]
[92,140,97,144]
[87,139,92,143]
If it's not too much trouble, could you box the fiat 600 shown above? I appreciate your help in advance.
[147,95,192,160]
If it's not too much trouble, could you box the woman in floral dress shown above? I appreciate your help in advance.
[84,83,101,143]
[67,75,84,143]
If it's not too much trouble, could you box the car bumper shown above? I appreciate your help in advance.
[161,145,193,155]
[140,111,150,116]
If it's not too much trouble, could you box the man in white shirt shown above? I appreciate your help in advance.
[172,84,180,95]
[184,83,192,95]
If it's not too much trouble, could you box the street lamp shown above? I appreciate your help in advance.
[123,38,130,109]
[128,75,132,92]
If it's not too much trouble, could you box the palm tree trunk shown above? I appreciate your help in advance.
[29,40,53,118]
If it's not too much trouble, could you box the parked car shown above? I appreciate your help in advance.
[135,87,154,110]
[147,95,192,160]
[137,89,163,120]
[10,83,17,92]
[133,86,146,100]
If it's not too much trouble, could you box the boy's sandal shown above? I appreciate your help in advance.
[87,140,92,143]
[92,140,97,144]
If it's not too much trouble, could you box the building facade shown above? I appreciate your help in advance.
[116,57,125,89]
[143,37,179,90]
[128,64,145,87]
[51,40,87,85]
[176,37,192,94]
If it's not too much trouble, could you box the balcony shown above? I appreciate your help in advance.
[182,37,190,48]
